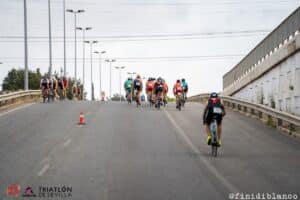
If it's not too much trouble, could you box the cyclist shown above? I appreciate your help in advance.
[48,77,58,101]
[162,79,169,106]
[153,77,164,107]
[76,82,82,100]
[181,78,188,101]
[62,76,68,98]
[146,77,155,104]
[40,76,50,102]
[57,77,65,99]
[133,75,143,106]
[124,77,133,102]
[203,92,226,147]
[173,79,183,109]
[40,76,50,90]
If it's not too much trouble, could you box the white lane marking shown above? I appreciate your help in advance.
[163,109,239,193]
[37,163,50,176]
[63,138,71,147]
[0,103,35,117]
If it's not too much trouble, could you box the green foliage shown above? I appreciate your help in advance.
[166,96,175,102]
[2,68,42,91]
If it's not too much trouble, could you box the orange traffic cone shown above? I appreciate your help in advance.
[78,112,85,125]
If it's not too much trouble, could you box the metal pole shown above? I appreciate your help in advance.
[48,0,52,78]
[74,13,77,81]
[119,68,121,101]
[90,43,93,100]
[110,61,112,98]
[82,30,85,97]
[63,0,66,77]
[99,54,102,97]
[23,0,28,90]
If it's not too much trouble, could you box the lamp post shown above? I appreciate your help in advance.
[84,40,98,100]
[76,27,92,96]
[105,59,116,99]
[66,9,84,81]
[23,0,28,90]
[115,66,125,102]
[48,0,52,78]
[127,72,136,79]
[94,51,106,100]
[63,0,66,77]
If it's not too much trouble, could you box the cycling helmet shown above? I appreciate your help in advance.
[128,77,132,80]
[176,79,180,83]
[181,78,185,82]
[136,74,141,79]
[210,92,218,98]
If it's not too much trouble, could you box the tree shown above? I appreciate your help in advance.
[2,68,42,91]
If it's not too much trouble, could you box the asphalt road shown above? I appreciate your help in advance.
[0,101,299,200]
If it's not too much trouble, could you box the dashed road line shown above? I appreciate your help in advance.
[63,138,71,147]
[37,163,50,177]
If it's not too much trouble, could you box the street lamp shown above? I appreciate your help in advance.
[23,0,28,90]
[48,0,53,78]
[94,51,106,100]
[76,27,92,96]
[127,72,136,79]
[63,0,66,77]
[115,66,125,102]
[84,40,98,100]
[105,59,116,98]
[66,9,84,81]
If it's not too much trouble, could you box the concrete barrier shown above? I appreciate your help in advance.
[0,90,41,111]
[189,94,300,139]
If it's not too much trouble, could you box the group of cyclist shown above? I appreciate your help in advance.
[124,75,225,147]
[40,75,82,102]
[124,74,189,109]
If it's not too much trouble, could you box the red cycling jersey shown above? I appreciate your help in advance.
[146,81,155,92]
[173,83,183,95]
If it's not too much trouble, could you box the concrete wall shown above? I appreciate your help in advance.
[231,49,300,116]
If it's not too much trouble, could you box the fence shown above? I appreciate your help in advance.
[189,94,300,139]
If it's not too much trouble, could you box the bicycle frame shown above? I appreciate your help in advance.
[210,118,218,157]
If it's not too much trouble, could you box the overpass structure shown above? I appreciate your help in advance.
[223,7,300,116]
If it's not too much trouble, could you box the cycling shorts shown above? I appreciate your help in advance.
[204,114,223,126]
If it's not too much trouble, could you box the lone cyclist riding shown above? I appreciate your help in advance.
[203,92,226,147]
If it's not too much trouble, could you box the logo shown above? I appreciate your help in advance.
[6,185,21,197]
[22,187,36,197]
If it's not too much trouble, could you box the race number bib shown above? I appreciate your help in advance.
[136,82,140,86]
[213,107,222,114]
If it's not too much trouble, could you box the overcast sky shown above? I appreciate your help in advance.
[0,0,299,99]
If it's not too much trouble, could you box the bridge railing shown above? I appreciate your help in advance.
[188,94,300,139]
[0,90,41,110]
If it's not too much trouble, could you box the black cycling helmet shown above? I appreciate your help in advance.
[210,92,218,98]
[128,77,132,80]
[176,79,180,83]
[181,78,185,82]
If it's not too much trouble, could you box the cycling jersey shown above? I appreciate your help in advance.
[133,79,142,91]
[154,82,164,94]
[203,97,225,125]
[58,79,63,89]
[63,79,68,88]
[146,81,155,92]
[173,83,183,95]
[181,81,188,92]
[124,80,132,91]
[40,79,49,89]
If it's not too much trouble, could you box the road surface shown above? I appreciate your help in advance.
[0,101,299,199]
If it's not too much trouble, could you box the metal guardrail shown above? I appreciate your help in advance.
[189,94,300,137]
[223,6,300,89]
[0,90,41,108]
